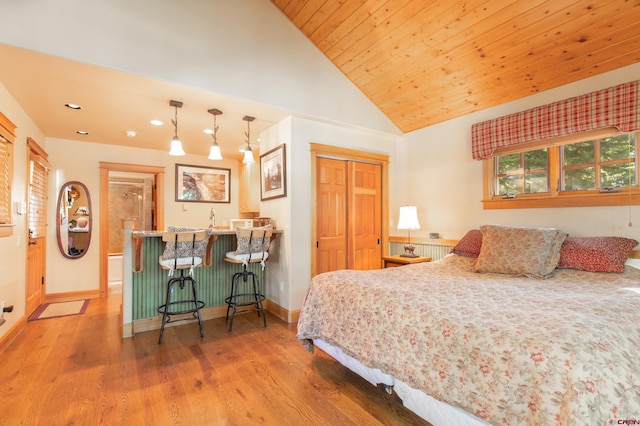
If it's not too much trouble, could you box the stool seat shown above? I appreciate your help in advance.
[224,227,272,331]
[157,229,209,344]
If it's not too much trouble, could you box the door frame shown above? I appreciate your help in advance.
[25,137,50,315]
[310,143,389,278]
[99,162,165,297]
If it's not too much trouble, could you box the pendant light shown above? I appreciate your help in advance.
[242,115,256,164]
[207,108,223,160]
[168,100,185,156]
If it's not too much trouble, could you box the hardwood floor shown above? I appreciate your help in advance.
[0,294,430,425]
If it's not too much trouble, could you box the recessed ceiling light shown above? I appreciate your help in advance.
[126,130,137,137]
[150,119,163,126]
[204,128,214,135]
[65,103,82,110]
[76,130,89,135]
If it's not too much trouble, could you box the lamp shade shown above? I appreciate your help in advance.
[208,143,222,160]
[397,206,420,230]
[242,148,255,164]
[169,137,185,156]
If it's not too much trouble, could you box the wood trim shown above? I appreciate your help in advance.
[310,142,389,278]
[0,111,16,144]
[44,289,101,303]
[0,316,27,355]
[99,162,165,298]
[389,236,458,247]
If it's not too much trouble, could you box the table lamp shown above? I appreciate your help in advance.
[397,205,420,257]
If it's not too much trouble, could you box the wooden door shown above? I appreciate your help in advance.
[316,158,382,275]
[316,158,348,275]
[26,138,49,316]
[349,161,382,270]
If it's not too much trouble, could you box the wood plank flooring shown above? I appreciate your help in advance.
[0,294,430,425]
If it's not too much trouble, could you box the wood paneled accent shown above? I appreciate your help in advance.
[272,1,640,132]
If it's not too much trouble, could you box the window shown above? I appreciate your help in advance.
[483,130,639,209]
[496,148,549,196]
[0,112,16,236]
[562,134,637,191]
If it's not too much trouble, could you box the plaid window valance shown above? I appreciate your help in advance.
[471,80,640,160]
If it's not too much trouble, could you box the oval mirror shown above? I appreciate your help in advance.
[56,181,92,259]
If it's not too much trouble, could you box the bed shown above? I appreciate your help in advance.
[297,225,640,425]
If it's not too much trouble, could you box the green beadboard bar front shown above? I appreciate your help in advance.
[132,232,267,320]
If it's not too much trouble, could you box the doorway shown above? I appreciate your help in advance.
[26,138,50,315]
[98,162,165,298]
[107,174,155,290]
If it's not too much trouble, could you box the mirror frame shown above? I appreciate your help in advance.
[56,181,92,259]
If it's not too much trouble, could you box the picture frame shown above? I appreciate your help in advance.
[175,163,230,203]
[260,144,287,201]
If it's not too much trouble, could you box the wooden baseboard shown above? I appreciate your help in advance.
[0,315,27,355]
[129,299,299,337]
[264,299,300,324]
[45,289,102,303]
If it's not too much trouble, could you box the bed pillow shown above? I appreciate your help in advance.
[161,227,211,260]
[556,236,639,273]
[451,229,482,258]
[474,225,567,279]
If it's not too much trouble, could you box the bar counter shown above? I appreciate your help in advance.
[121,224,281,337]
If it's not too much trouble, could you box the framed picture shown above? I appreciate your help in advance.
[260,144,287,201]
[175,163,230,203]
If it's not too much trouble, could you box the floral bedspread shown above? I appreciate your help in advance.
[297,254,640,425]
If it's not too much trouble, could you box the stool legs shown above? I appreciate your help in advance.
[157,270,205,344]
[225,266,266,332]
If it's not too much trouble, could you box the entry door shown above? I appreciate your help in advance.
[26,138,49,315]
[316,157,382,275]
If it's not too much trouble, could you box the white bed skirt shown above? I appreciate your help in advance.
[313,339,490,426]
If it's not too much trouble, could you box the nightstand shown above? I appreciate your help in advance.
[382,255,432,268]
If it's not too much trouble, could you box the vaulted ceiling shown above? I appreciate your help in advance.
[271,0,640,133]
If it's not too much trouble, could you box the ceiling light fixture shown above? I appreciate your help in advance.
[168,100,185,156]
[242,115,256,164]
[207,108,223,160]
[65,103,82,110]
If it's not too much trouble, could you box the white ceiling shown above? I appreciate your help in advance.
[0,44,292,160]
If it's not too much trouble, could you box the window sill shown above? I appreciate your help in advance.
[0,224,15,237]
[483,191,640,209]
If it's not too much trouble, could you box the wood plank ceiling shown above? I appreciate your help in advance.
[271,0,640,133]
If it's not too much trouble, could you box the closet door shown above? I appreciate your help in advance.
[349,161,381,270]
[316,158,348,275]
[316,157,382,275]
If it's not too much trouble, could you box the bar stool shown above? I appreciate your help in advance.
[157,229,208,344]
[224,227,272,331]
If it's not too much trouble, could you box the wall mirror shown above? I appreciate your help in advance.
[56,181,92,259]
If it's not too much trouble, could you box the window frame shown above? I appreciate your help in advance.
[0,112,16,237]
[482,128,640,209]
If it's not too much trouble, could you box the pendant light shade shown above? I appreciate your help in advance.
[242,115,256,164]
[168,100,185,156]
[207,108,223,160]
[169,137,186,156]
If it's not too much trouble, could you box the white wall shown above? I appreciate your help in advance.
[397,63,640,242]
[45,138,242,294]
[0,83,46,334]
[260,116,400,310]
